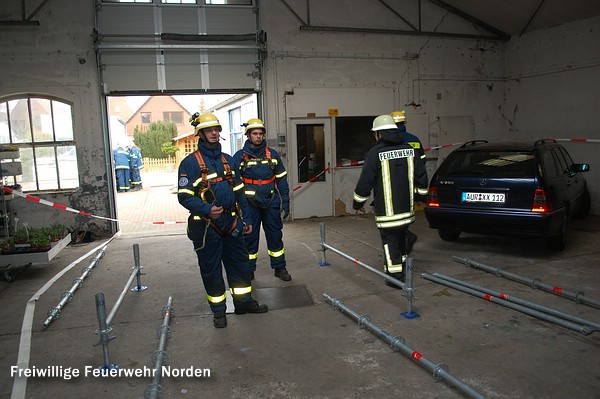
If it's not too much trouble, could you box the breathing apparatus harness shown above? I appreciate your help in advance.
[193,149,242,237]
[239,147,279,209]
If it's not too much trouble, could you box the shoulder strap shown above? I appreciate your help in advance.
[221,154,233,184]
[193,150,209,185]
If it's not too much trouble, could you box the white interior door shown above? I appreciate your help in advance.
[290,118,333,219]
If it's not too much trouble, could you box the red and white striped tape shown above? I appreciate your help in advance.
[5,137,596,217]
[550,138,600,144]
[2,186,188,225]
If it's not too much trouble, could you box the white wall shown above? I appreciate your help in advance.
[505,16,600,214]
[0,0,113,235]
[261,1,508,215]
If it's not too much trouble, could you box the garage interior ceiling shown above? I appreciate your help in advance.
[283,0,600,40]
[3,0,600,38]
[439,0,600,37]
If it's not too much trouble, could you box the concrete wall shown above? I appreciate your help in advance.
[504,16,600,213]
[261,1,508,215]
[0,0,113,236]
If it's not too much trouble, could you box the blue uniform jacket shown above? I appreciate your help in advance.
[129,146,143,170]
[232,139,289,210]
[178,141,250,239]
[113,147,130,169]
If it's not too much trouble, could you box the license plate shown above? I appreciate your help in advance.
[462,192,505,203]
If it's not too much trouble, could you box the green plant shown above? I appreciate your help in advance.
[13,228,29,244]
[0,238,15,250]
[44,223,67,241]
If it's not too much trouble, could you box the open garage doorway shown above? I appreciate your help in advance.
[106,93,258,236]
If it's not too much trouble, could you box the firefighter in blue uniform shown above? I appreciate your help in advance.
[232,118,291,281]
[128,142,144,191]
[391,110,429,254]
[353,115,428,285]
[178,113,268,328]
[113,143,131,192]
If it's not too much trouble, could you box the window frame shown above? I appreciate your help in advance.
[0,94,79,193]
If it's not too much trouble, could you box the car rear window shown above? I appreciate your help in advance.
[441,150,537,178]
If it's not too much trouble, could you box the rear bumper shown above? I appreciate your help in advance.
[424,206,565,238]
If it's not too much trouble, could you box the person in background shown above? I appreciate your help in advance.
[128,141,144,191]
[113,143,131,192]
[232,118,291,281]
[177,112,268,329]
[353,115,428,286]
[391,110,429,254]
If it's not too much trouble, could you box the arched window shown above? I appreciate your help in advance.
[0,95,79,192]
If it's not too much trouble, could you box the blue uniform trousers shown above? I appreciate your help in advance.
[245,203,286,272]
[192,223,254,312]
[116,168,130,192]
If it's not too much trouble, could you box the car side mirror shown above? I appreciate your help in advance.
[570,163,590,174]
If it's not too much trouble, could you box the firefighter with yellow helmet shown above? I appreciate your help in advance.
[391,110,429,253]
[177,112,268,328]
[232,117,291,281]
[353,115,428,285]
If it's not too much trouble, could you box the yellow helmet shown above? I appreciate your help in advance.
[372,115,398,131]
[391,110,406,124]
[190,113,221,136]
[244,118,265,135]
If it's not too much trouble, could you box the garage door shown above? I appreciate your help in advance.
[95,2,262,93]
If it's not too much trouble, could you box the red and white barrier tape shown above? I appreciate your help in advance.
[550,138,600,144]
[5,137,595,217]
[2,186,188,225]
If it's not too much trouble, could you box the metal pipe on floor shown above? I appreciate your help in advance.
[431,272,599,332]
[323,293,488,399]
[145,296,174,399]
[422,273,594,335]
[453,256,600,309]
[106,243,146,326]
[320,223,419,318]
[43,245,109,328]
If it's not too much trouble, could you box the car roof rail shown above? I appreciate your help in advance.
[460,140,488,148]
[534,138,557,146]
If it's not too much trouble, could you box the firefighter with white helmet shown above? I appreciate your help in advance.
[353,114,428,285]
[232,117,291,281]
[177,112,268,328]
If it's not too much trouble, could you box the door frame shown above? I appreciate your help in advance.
[288,117,334,219]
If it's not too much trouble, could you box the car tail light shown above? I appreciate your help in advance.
[532,188,552,213]
[427,185,440,207]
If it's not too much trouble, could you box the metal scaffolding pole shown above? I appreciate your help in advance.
[94,292,116,370]
[422,273,594,335]
[319,222,418,318]
[453,256,600,309]
[431,272,600,332]
[323,293,488,399]
[106,243,147,326]
[145,296,174,399]
[43,244,109,328]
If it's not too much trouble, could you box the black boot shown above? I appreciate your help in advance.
[234,301,269,315]
[274,267,292,281]
[213,311,227,328]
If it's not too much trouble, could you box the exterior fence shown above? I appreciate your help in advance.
[141,156,177,172]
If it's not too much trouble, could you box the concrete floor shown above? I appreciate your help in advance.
[1,188,599,398]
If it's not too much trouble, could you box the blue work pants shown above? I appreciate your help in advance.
[245,203,286,271]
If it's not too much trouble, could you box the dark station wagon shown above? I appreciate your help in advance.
[424,139,591,250]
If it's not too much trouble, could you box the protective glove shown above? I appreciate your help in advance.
[282,202,290,220]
